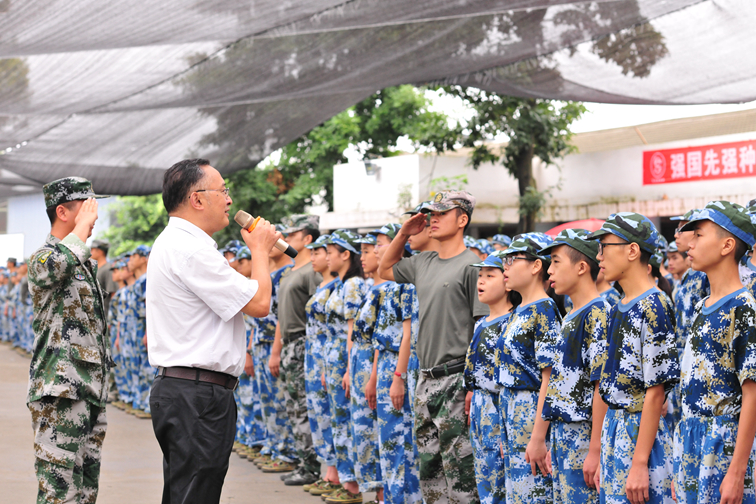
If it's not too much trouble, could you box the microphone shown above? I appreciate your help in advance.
[234,210,298,259]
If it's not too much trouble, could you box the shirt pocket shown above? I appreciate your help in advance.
[70,343,103,366]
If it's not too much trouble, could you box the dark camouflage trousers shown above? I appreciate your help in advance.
[29,397,107,504]
[415,370,479,504]
[280,336,320,474]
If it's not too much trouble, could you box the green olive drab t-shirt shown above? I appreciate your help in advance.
[393,249,489,369]
[278,262,321,338]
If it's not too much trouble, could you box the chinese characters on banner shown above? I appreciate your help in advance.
[643,139,756,185]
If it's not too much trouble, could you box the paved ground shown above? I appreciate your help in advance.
[0,343,365,504]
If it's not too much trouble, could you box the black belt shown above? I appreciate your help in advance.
[157,366,239,390]
[282,330,306,345]
[422,360,466,379]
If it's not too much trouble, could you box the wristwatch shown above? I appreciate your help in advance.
[394,371,407,380]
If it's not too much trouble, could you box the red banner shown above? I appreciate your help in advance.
[643,139,756,185]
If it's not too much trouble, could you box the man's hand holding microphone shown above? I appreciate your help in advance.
[239,216,280,260]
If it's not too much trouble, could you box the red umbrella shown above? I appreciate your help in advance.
[545,218,605,236]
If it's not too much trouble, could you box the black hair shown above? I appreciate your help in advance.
[563,246,600,281]
[650,265,674,300]
[714,226,749,262]
[162,158,210,214]
[508,289,523,312]
[639,248,651,266]
[455,207,471,232]
[402,247,413,258]
[332,244,364,281]
[46,200,79,225]
[301,228,321,244]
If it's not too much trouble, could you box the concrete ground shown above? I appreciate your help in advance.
[0,343,372,503]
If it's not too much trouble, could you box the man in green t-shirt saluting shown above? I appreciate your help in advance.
[378,191,488,504]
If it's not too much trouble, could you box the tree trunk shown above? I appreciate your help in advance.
[515,141,536,234]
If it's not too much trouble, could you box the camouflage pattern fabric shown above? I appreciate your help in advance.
[601,409,672,504]
[423,190,476,215]
[470,389,506,504]
[371,283,414,353]
[304,278,339,466]
[596,289,679,413]
[280,335,320,474]
[549,421,596,504]
[406,286,420,424]
[377,350,422,504]
[42,176,110,209]
[0,281,7,342]
[674,269,710,356]
[673,416,756,504]
[497,298,561,391]
[499,387,553,503]
[234,314,266,449]
[587,212,663,254]
[599,287,622,308]
[465,314,511,393]
[415,370,479,504]
[282,214,320,234]
[113,287,132,404]
[254,264,292,345]
[29,396,107,504]
[28,233,112,405]
[543,298,608,423]
[131,275,154,412]
[740,262,756,299]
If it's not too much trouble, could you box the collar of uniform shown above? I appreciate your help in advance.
[168,216,219,249]
[46,233,61,246]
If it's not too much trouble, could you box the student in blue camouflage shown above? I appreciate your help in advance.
[303,234,342,497]
[0,270,8,342]
[491,234,512,251]
[498,233,561,504]
[348,233,384,500]
[372,223,422,504]
[112,260,135,408]
[324,230,367,504]
[587,212,678,504]
[119,253,138,413]
[128,245,153,418]
[674,201,756,504]
[108,262,126,407]
[540,229,609,504]
[465,250,519,504]
[665,242,685,298]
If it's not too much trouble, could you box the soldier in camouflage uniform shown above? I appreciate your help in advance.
[498,233,561,504]
[0,269,8,342]
[27,177,112,503]
[674,201,756,504]
[587,212,679,504]
[540,230,610,504]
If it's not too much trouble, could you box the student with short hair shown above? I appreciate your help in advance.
[588,213,679,504]
[673,201,756,504]
[540,229,609,504]
[665,242,685,296]
[465,250,520,504]
[498,233,561,503]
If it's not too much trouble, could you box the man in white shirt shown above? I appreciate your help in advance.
[146,158,279,504]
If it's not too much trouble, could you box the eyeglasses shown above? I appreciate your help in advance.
[196,187,230,197]
[597,242,629,254]
[674,224,688,235]
[504,256,535,266]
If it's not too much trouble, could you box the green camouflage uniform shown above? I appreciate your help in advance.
[28,177,112,504]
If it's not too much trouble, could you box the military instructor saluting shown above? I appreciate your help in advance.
[28,177,112,503]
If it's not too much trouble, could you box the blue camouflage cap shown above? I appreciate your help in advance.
[355,234,377,245]
[325,229,362,255]
[650,248,665,269]
[477,239,495,256]
[223,240,243,252]
[539,228,599,265]
[130,244,151,257]
[667,241,679,253]
[680,200,756,248]
[305,234,331,250]
[235,246,251,261]
[491,234,512,247]
[587,212,661,254]
[275,224,288,236]
[463,235,478,249]
[368,223,402,240]
[670,209,699,222]
[502,232,554,262]
[43,176,111,208]
[471,250,507,270]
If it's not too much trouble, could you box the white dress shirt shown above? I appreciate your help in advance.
[146,217,258,376]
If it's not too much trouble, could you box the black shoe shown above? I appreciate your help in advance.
[284,468,319,486]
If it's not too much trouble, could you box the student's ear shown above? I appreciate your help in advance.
[577,260,588,277]
[721,236,736,257]
[458,212,469,229]
[303,234,314,246]
[627,242,641,262]
[532,259,543,276]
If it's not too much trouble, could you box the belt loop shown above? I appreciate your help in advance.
[194,369,200,385]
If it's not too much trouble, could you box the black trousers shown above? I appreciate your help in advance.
[150,375,237,504]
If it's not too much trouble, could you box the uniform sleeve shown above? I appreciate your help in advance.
[135,279,147,318]
[588,302,609,382]
[735,301,756,385]
[309,271,321,297]
[535,302,560,370]
[29,234,90,290]
[466,265,489,319]
[181,246,259,322]
[641,296,679,389]
[400,284,414,321]
[343,277,366,321]
[392,254,417,285]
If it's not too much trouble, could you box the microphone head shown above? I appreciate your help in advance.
[234,210,254,229]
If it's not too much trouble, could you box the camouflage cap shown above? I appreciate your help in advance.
[657,234,669,252]
[587,212,661,254]
[667,241,679,253]
[368,223,402,241]
[403,201,433,216]
[670,209,699,222]
[502,232,554,262]
[463,235,478,249]
[355,234,377,245]
[130,244,151,257]
[650,249,664,269]
[539,228,600,265]
[223,240,243,252]
[325,229,362,255]
[305,234,331,250]
[746,198,756,215]
[275,223,288,236]
[476,239,495,256]
[471,250,507,270]
[680,200,756,248]
[282,214,320,234]
[235,246,251,261]
[491,234,512,247]
[43,176,111,209]
[422,191,476,215]
[90,239,109,252]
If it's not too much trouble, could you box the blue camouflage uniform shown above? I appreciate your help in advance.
[234,312,266,449]
[131,274,154,412]
[542,298,609,504]
[324,275,367,484]
[465,312,511,504]
[497,297,561,503]
[113,285,132,404]
[0,278,7,342]
[254,263,297,463]
[599,286,622,308]
[350,282,384,493]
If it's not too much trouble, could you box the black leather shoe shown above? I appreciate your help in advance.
[284,468,320,486]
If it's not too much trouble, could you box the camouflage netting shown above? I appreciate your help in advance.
[0,0,753,196]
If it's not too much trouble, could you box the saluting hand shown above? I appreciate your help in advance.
[399,213,427,237]
[73,198,98,242]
